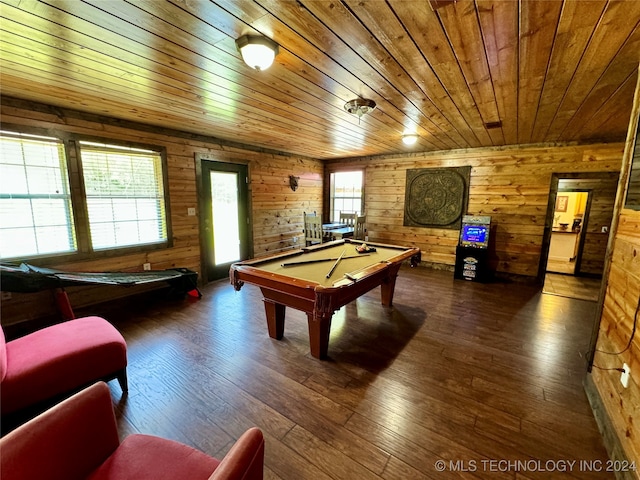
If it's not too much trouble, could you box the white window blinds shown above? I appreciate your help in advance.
[0,131,76,258]
[79,141,168,250]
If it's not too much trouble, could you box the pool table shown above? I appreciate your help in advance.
[229,239,421,359]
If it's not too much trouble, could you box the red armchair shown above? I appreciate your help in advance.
[0,381,265,480]
[0,316,127,423]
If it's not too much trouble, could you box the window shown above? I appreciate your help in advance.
[79,142,167,250]
[329,170,363,221]
[0,131,76,258]
[0,130,170,261]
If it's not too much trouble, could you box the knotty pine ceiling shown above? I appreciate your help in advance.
[1,0,639,159]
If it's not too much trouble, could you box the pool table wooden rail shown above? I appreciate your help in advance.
[229,239,421,359]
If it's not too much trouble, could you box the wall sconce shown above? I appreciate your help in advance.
[235,35,279,71]
[402,133,419,146]
[289,175,300,191]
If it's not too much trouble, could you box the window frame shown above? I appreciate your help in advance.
[0,124,173,265]
[327,169,365,222]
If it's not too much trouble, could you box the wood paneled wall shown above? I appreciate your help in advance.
[0,98,626,322]
[326,144,623,277]
[589,70,640,473]
[592,209,640,470]
[0,98,323,326]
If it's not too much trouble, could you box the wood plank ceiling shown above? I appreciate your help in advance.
[1,0,639,160]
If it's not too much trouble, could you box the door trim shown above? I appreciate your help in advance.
[195,154,253,284]
[538,172,614,283]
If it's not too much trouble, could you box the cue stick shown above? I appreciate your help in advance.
[336,261,386,285]
[326,249,346,278]
[280,253,371,267]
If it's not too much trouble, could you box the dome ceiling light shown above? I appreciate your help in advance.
[402,133,419,146]
[235,35,279,71]
[344,98,376,124]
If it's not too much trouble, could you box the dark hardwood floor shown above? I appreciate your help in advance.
[89,265,611,479]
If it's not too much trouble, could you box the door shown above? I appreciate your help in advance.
[201,161,250,281]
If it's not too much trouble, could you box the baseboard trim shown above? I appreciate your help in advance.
[584,373,638,480]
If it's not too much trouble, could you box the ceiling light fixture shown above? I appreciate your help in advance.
[402,133,419,146]
[344,98,376,124]
[235,35,279,71]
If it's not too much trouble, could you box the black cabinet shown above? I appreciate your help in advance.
[454,246,492,282]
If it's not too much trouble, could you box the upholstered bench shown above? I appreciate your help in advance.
[1,316,127,421]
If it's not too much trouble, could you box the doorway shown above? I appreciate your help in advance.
[539,172,618,301]
[547,190,590,275]
[544,189,600,300]
[199,160,250,282]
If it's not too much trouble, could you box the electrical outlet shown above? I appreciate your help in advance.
[621,363,630,388]
[143,263,151,271]
[187,207,196,216]
[293,236,298,243]
[601,226,608,233]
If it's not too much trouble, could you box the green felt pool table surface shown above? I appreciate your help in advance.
[229,239,421,359]
[252,241,412,286]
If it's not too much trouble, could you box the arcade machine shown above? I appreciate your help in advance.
[454,215,493,282]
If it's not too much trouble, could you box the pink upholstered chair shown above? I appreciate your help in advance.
[0,382,265,480]
[0,316,127,426]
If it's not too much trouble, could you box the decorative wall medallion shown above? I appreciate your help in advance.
[403,167,470,229]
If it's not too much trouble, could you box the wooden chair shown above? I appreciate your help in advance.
[339,212,356,227]
[304,212,323,246]
[354,215,366,240]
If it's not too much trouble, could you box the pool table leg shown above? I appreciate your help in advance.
[263,300,285,339]
[307,312,332,359]
[380,263,402,306]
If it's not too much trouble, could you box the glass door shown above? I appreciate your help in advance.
[201,161,249,281]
